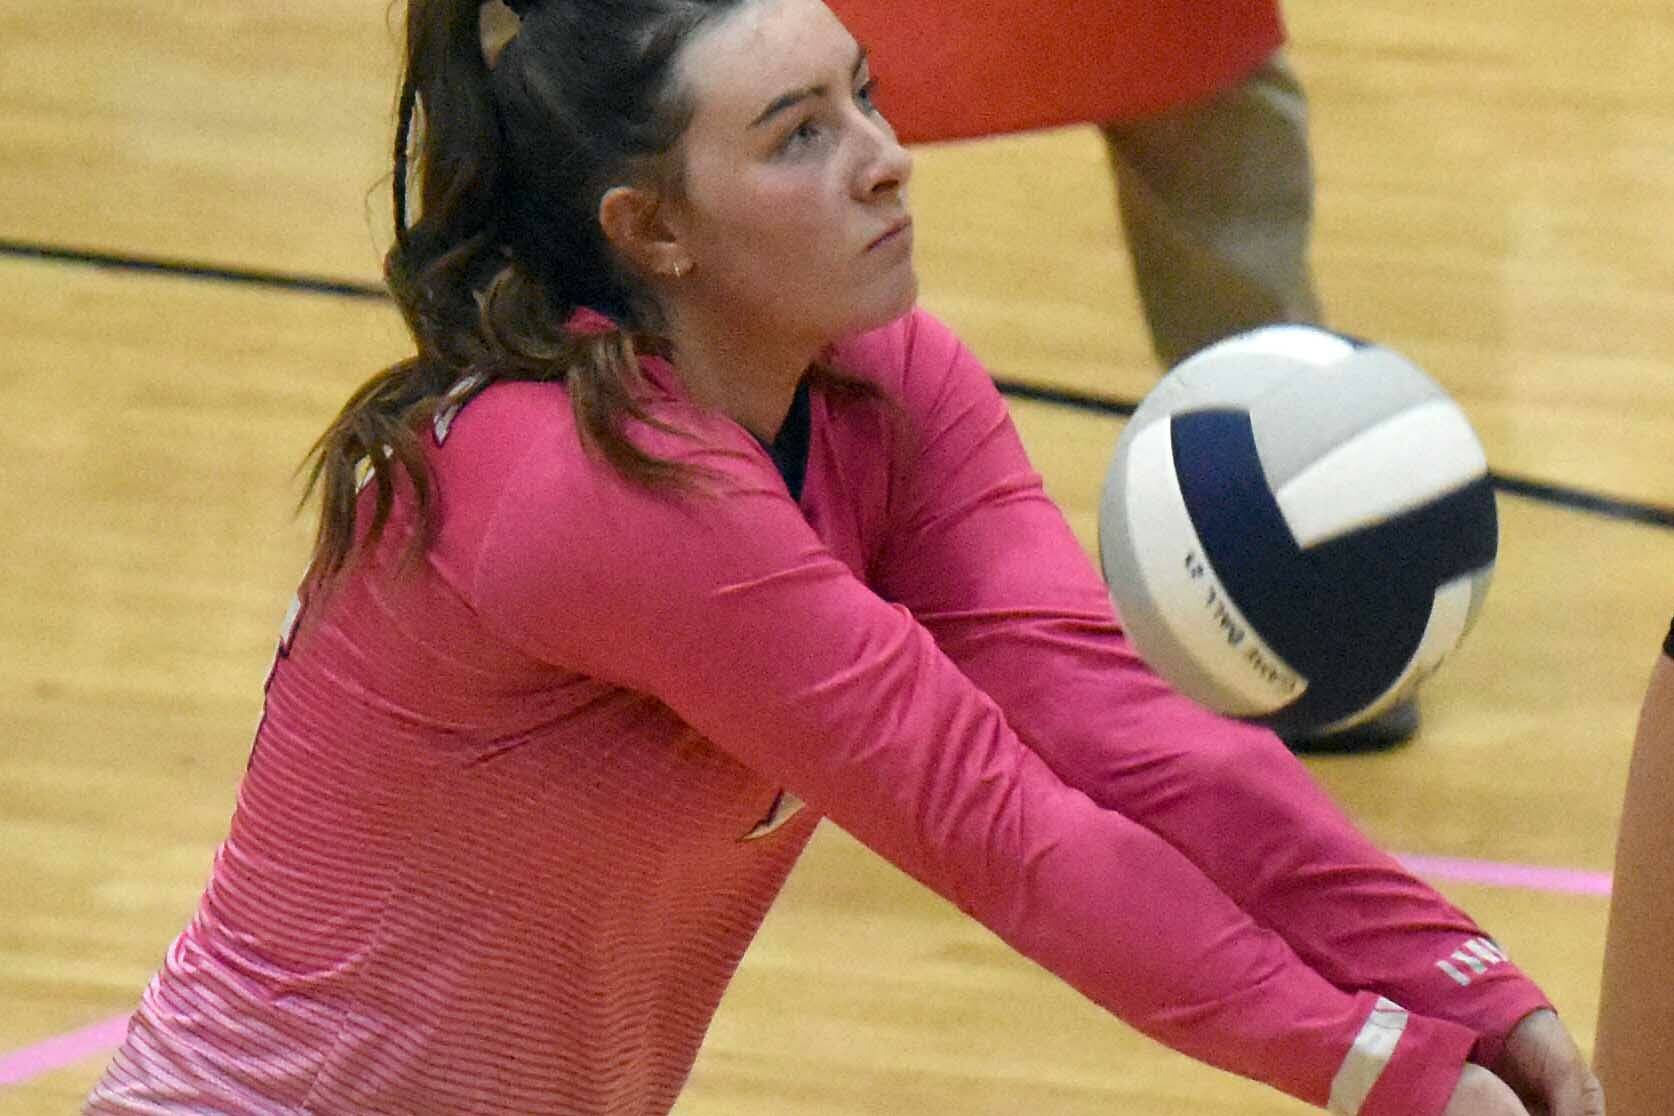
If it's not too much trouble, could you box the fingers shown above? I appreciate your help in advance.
[1444,1064,1533,1116]
[1498,1010,1602,1116]
[1578,1072,1605,1116]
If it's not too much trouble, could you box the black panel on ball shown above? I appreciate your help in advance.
[1170,408,1497,734]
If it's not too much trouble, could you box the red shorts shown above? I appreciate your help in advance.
[826,0,1286,142]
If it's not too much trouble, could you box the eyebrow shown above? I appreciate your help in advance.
[748,46,869,129]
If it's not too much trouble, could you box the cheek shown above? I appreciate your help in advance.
[708,172,847,265]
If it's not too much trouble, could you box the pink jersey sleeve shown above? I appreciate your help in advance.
[851,310,1552,1069]
[466,393,1476,1116]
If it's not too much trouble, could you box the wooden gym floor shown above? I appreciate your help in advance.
[2,2,1671,1113]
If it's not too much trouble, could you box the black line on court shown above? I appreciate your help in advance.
[991,376,1137,419]
[0,238,387,301]
[1489,471,1674,529]
[6,236,1672,533]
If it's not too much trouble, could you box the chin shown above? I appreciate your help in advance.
[843,272,920,336]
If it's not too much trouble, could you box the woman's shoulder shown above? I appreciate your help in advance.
[434,372,771,510]
[436,377,575,448]
[434,372,743,465]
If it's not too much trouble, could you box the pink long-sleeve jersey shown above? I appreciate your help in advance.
[87,308,1548,1116]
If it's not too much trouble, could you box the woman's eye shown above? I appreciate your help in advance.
[779,118,822,153]
[776,78,882,155]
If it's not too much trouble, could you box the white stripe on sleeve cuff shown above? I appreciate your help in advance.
[1328,997,1409,1116]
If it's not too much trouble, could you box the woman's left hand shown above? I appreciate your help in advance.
[1494,1009,1605,1116]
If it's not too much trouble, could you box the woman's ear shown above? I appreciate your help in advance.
[598,185,690,281]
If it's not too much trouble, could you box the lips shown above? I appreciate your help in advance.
[868,217,912,251]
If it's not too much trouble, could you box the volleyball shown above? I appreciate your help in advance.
[1098,325,1498,736]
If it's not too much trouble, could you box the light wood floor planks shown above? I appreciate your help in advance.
[2,1,1671,1112]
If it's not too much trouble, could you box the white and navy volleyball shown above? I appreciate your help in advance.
[1099,325,1498,736]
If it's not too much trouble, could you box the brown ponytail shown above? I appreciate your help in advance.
[301,0,735,587]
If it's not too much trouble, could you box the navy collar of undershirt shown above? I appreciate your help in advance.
[754,377,812,502]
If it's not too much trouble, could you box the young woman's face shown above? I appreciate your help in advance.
[667,0,916,343]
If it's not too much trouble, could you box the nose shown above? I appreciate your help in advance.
[854,113,912,201]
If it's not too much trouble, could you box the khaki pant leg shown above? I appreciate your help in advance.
[1103,52,1322,369]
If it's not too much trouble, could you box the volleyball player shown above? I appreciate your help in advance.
[1594,616,1674,1116]
[85,2,1598,1113]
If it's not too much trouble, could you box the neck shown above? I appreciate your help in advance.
[663,301,818,443]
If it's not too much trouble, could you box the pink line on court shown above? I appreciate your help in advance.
[0,1013,129,1087]
[0,856,1612,1088]
[1397,853,1614,897]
